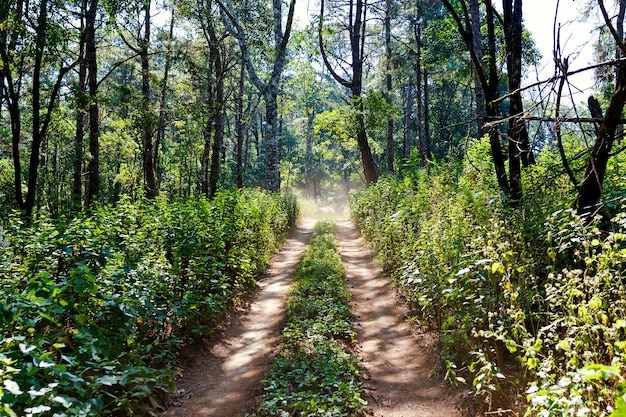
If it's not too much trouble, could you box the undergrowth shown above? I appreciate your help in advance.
[250,218,367,417]
[0,189,297,416]
[350,136,626,416]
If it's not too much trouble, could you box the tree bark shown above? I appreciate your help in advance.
[140,1,158,198]
[156,8,175,187]
[73,4,87,210]
[403,75,414,163]
[85,0,100,208]
[217,0,296,192]
[415,20,425,165]
[385,0,394,173]
[235,59,245,188]
[503,0,534,202]
[447,0,509,194]
[423,68,431,161]
[2,0,75,217]
[208,19,224,199]
[577,68,626,214]
[577,61,626,215]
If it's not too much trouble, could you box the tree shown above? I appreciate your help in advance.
[0,0,78,217]
[319,0,381,184]
[384,0,394,173]
[577,0,626,216]
[503,0,534,201]
[183,0,229,198]
[73,0,101,209]
[111,0,159,198]
[442,0,509,195]
[217,0,296,192]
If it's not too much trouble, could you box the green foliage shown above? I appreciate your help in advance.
[0,190,296,416]
[251,219,367,417]
[350,136,626,415]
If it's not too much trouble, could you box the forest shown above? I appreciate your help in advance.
[1,0,626,414]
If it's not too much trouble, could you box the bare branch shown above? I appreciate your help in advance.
[598,0,626,57]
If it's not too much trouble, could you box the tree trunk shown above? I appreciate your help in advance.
[416,20,425,165]
[319,0,380,184]
[503,0,534,202]
[208,19,224,199]
[141,1,158,198]
[305,105,314,198]
[235,59,245,189]
[156,8,175,187]
[403,75,414,163]
[217,0,295,192]
[452,0,508,194]
[201,60,213,196]
[385,0,394,173]
[73,5,87,210]
[423,68,431,161]
[4,0,74,217]
[577,62,626,215]
[85,0,99,208]
[264,89,281,191]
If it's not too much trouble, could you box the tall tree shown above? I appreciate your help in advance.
[235,59,246,188]
[73,0,89,209]
[113,0,159,198]
[217,0,296,192]
[84,0,100,207]
[443,0,509,195]
[503,0,534,202]
[156,6,176,187]
[319,0,381,184]
[0,0,78,217]
[205,1,226,199]
[384,0,394,173]
[577,0,626,215]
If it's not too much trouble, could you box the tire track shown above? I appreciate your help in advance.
[160,220,314,417]
[335,219,461,417]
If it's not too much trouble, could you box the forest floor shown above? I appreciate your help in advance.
[160,211,463,417]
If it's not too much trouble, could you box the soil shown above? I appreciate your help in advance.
[160,216,463,417]
[335,219,462,417]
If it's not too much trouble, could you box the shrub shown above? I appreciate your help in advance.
[350,136,626,415]
[0,189,296,416]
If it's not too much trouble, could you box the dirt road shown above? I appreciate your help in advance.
[160,220,315,417]
[160,217,460,416]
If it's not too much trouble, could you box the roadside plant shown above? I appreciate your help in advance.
[0,190,296,416]
[350,135,626,415]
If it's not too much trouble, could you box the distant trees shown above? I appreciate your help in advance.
[1,0,625,219]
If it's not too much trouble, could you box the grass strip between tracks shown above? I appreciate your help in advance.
[249,218,367,417]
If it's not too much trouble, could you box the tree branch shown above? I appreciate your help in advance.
[318,0,352,88]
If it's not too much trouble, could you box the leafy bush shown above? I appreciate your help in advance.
[251,218,367,417]
[0,189,296,416]
[350,136,626,416]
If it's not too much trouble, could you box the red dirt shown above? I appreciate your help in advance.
[159,217,462,416]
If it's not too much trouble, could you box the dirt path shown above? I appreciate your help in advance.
[161,217,461,417]
[160,220,315,417]
[335,219,461,417]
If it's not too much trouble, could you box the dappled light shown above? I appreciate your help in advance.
[2,0,626,414]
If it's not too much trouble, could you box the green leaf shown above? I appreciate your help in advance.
[97,375,118,386]
[4,379,23,395]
